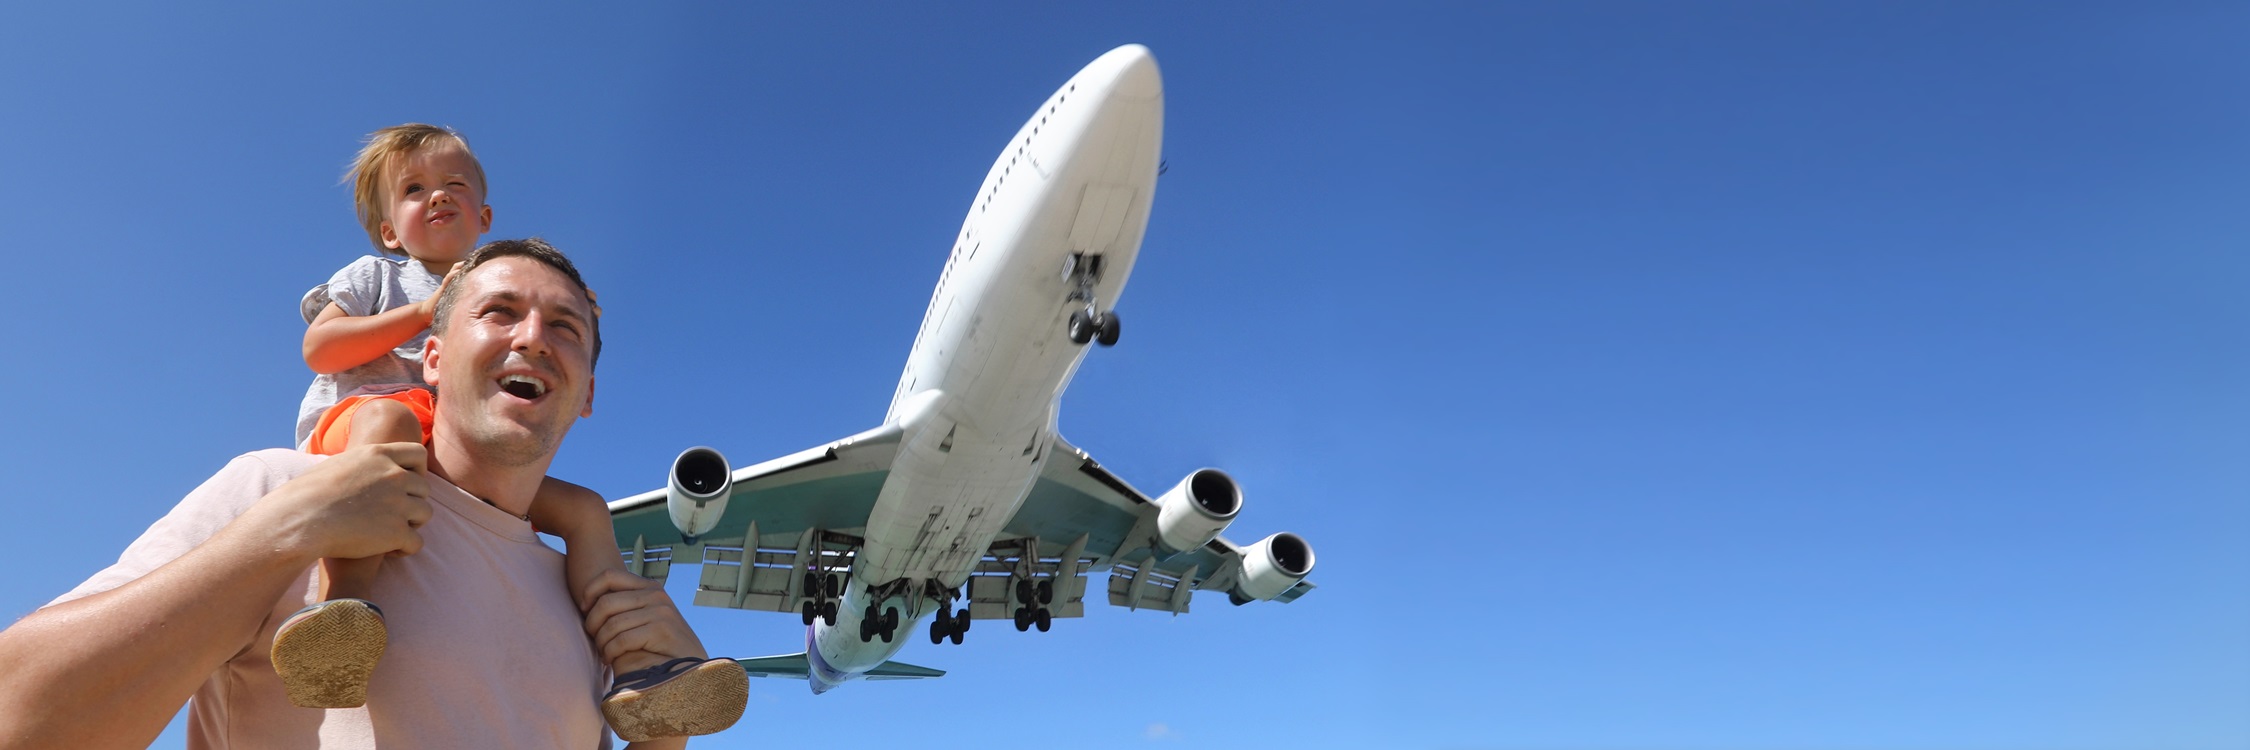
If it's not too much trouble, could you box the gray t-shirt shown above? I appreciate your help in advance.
[294,256,443,447]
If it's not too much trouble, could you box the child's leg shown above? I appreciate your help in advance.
[528,477,746,741]
[316,399,422,602]
[272,394,422,709]
[525,477,667,675]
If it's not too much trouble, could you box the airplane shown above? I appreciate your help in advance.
[605,44,1317,694]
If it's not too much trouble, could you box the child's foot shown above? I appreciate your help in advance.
[602,657,748,742]
[270,599,388,708]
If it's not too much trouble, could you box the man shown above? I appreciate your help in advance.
[0,239,715,749]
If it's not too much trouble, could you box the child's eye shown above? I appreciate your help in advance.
[403,183,424,195]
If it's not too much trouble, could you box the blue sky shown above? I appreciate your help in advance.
[2,3,2245,749]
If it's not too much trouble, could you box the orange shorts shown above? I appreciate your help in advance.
[307,388,435,456]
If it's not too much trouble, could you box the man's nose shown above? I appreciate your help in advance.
[511,311,552,357]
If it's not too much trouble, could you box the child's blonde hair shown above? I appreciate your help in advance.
[345,124,488,254]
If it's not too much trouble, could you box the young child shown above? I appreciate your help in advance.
[279,124,745,741]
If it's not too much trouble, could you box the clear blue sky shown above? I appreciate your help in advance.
[2,3,2244,749]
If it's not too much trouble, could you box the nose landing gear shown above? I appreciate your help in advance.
[1064,252,1120,347]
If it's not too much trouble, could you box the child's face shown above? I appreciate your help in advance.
[378,143,492,266]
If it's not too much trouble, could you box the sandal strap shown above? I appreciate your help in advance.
[612,657,707,691]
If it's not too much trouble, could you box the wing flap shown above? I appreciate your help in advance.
[609,425,897,587]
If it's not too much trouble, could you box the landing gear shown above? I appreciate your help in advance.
[929,598,972,645]
[1067,310,1120,347]
[929,608,972,645]
[1011,575,1056,632]
[801,564,840,627]
[798,596,837,626]
[1095,314,1119,347]
[1063,253,1120,347]
[859,604,900,643]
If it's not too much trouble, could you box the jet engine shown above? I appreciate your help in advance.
[1235,532,1316,602]
[666,446,732,541]
[1153,468,1242,557]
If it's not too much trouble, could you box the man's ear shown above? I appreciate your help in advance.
[580,377,595,418]
[422,333,443,386]
[380,220,403,251]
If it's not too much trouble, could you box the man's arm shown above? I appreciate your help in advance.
[0,444,434,749]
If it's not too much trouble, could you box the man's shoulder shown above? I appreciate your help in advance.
[231,448,324,474]
[193,449,325,499]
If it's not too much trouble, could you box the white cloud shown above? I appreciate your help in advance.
[1144,722,1182,742]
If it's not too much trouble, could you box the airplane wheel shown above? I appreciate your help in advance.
[823,601,839,626]
[955,610,971,632]
[1095,312,1120,347]
[949,629,964,645]
[885,607,900,630]
[878,626,893,644]
[1036,579,1053,604]
[1015,579,1035,604]
[1013,607,1032,632]
[1034,608,1052,632]
[1067,310,1095,345]
[824,574,839,598]
[929,620,946,645]
[801,601,816,626]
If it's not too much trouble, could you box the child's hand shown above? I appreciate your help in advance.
[586,288,603,319]
[416,262,465,322]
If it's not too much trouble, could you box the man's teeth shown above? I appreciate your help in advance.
[500,374,547,398]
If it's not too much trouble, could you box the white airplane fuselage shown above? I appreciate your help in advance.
[805,45,1164,691]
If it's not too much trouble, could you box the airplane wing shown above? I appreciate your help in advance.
[608,428,1313,620]
[607,424,901,613]
[961,434,1316,620]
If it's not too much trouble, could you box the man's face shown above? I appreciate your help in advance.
[379,142,492,266]
[422,257,596,466]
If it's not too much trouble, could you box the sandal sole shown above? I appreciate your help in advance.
[270,600,387,709]
[604,659,749,741]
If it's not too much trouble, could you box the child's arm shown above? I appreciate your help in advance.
[302,302,437,373]
[302,265,460,374]
[525,477,628,612]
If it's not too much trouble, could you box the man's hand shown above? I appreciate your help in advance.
[580,569,708,668]
[241,442,433,565]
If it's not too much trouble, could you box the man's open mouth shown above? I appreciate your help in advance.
[499,374,548,400]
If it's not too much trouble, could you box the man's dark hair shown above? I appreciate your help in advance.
[429,238,602,367]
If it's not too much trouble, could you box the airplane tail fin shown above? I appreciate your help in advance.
[731,652,946,682]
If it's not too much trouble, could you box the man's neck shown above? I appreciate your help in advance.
[425,437,548,519]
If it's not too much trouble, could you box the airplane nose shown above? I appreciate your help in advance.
[1101,44,1162,100]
